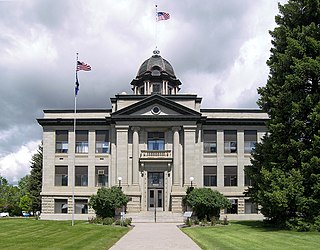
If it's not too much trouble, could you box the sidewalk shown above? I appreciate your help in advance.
[109,223,201,250]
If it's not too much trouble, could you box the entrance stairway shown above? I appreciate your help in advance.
[126,211,185,223]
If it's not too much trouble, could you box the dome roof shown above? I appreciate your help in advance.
[137,50,176,78]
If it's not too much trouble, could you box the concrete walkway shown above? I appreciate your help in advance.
[110,223,201,250]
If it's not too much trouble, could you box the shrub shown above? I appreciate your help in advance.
[102,217,115,225]
[185,188,231,220]
[89,186,129,218]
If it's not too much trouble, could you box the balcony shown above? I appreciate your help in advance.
[139,150,173,163]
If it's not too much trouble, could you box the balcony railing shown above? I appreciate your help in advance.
[140,150,172,162]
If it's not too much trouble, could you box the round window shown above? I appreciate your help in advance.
[151,106,161,115]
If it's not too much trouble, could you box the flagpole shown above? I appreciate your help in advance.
[72,53,78,226]
[155,4,158,50]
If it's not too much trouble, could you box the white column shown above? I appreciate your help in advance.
[132,127,140,185]
[172,127,180,185]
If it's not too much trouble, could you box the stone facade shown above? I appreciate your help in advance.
[38,51,268,220]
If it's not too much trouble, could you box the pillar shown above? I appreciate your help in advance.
[132,127,140,185]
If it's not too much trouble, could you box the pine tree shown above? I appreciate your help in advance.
[246,0,320,229]
[28,144,43,213]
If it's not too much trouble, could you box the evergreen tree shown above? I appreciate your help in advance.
[27,144,43,213]
[246,0,320,229]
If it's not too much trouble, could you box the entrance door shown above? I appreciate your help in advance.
[148,189,163,211]
[147,172,164,211]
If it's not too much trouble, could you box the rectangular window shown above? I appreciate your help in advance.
[203,130,217,153]
[147,132,165,150]
[55,166,68,186]
[224,130,237,153]
[76,130,88,153]
[95,166,108,187]
[224,166,237,186]
[75,166,88,186]
[225,199,238,214]
[244,166,254,186]
[54,199,68,214]
[140,86,145,95]
[203,166,217,186]
[75,199,88,214]
[56,130,68,153]
[244,130,257,153]
[95,130,109,154]
[245,200,258,214]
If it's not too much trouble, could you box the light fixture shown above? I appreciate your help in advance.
[118,176,122,188]
[190,177,194,188]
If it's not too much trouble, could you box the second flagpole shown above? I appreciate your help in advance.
[72,53,78,226]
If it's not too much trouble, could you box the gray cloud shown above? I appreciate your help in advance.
[0,0,286,183]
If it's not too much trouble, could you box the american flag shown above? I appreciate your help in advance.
[77,61,91,71]
[157,12,170,21]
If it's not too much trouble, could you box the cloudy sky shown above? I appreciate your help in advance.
[0,0,287,184]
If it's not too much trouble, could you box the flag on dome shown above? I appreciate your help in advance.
[77,61,91,71]
[157,12,170,21]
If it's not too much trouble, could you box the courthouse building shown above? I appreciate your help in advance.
[38,50,268,220]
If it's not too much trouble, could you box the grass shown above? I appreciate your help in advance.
[182,221,320,250]
[0,218,129,250]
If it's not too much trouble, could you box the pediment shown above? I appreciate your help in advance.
[111,94,201,120]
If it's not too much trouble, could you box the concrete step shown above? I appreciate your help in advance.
[125,211,185,223]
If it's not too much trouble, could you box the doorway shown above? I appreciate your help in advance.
[147,172,164,211]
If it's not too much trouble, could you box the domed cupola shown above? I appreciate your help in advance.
[131,50,182,95]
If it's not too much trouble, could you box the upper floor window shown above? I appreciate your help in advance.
[55,166,68,186]
[96,130,109,154]
[244,130,257,153]
[76,130,88,153]
[224,130,237,153]
[56,130,68,153]
[203,130,217,153]
[224,166,237,186]
[75,166,88,186]
[203,166,217,186]
[148,132,165,150]
[95,166,108,187]
[244,166,255,186]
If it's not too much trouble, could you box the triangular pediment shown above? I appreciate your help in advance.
[111,94,202,121]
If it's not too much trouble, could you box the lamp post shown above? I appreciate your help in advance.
[118,176,122,189]
[189,177,194,191]
[117,176,124,225]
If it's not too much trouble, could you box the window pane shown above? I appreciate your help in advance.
[203,130,217,153]
[225,199,238,214]
[55,166,68,186]
[224,166,237,186]
[56,131,68,153]
[96,130,109,154]
[245,200,258,214]
[54,199,68,213]
[224,130,237,153]
[203,166,217,186]
[75,166,88,186]
[76,131,88,153]
[95,166,108,187]
[75,199,88,214]
[244,131,257,153]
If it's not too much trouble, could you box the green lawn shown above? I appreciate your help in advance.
[0,218,129,250]
[182,221,320,250]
